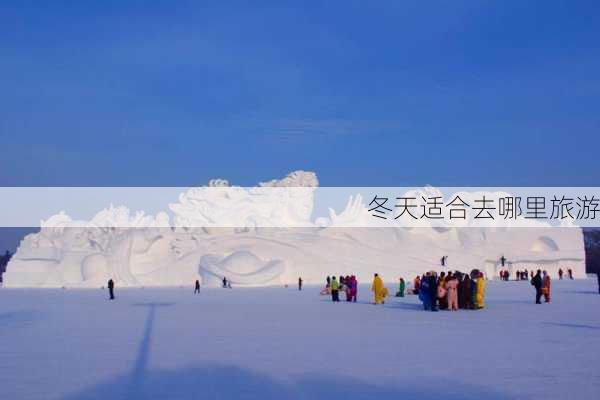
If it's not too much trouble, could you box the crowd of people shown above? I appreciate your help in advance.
[499,268,574,281]
[321,275,358,302]
[530,270,552,304]
[102,266,598,304]
[410,270,486,311]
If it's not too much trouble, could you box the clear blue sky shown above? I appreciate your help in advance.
[1,1,599,187]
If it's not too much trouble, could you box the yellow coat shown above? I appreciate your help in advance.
[372,276,387,304]
[475,277,486,308]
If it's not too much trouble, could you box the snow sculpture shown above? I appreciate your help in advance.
[3,171,587,288]
[199,251,285,286]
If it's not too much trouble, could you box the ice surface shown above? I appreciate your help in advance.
[0,279,599,399]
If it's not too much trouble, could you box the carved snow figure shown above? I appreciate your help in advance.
[3,171,587,288]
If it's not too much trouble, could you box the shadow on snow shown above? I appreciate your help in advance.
[61,302,515,400]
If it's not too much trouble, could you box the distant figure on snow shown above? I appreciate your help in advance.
[195,280,200,294]
[568,268,573,279]
[298,277,303,291]
[445,273,459,311]
[349,275,357,302]
[542,271,551,303]
[372,273,387,304]
[459,274,473,309]
[412,276,421,295]
[396,278,405,297]
[475,272,486,309]
[107,279,115,300]
[531,270,543,304]
[330,277,339,302]
[500,255,506,267]
[558,268,563,280]
[222,277,228,288]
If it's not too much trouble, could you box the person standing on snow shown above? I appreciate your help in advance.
[558,268,563,280]
[531,270,543,304]
[298,277,303,291]
[371,273,387,304]
[427,272,439,311]
[542,271,551,303]
[445,273,459,311]
[194,280,200,294]
[350,275,358,302]
[475,272,486,309]
[413,276,421,295]
[437,272,448,310]
[568,268,573,279]
[330,276,339,302]
[107,279,115,300]
[458,274,472,309]
[396,278,405,297]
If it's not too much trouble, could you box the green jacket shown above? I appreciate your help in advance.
[331,280,339,290]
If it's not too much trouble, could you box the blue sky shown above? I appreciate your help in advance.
[1,0,599,187]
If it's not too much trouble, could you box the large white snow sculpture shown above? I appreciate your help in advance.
[3,171,587,287]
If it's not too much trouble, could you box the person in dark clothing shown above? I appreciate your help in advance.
[531,270,543,304]
[326,276,331,288]
[107,279,115,300]
[596,272,600,294]
[298,277,303,291]
[438,272,447,310]
[222,277,228,288]
[501,255,506,267]
[558,268,563,280]
[459,274,472,309]
[194,280,200,294]
[568,269,573,279]
[428,274,439,311]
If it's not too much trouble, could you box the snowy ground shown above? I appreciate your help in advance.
[1,279,599,400]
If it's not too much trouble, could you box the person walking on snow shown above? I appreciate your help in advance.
[531,270,543,304]
[558,268,563,280]
[298,277,303,291]
[542,271,551,303]
[194,280,200,294]
[107,279,115,300]
[372,273,387,304]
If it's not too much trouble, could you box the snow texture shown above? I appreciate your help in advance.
[0,279,599,399]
